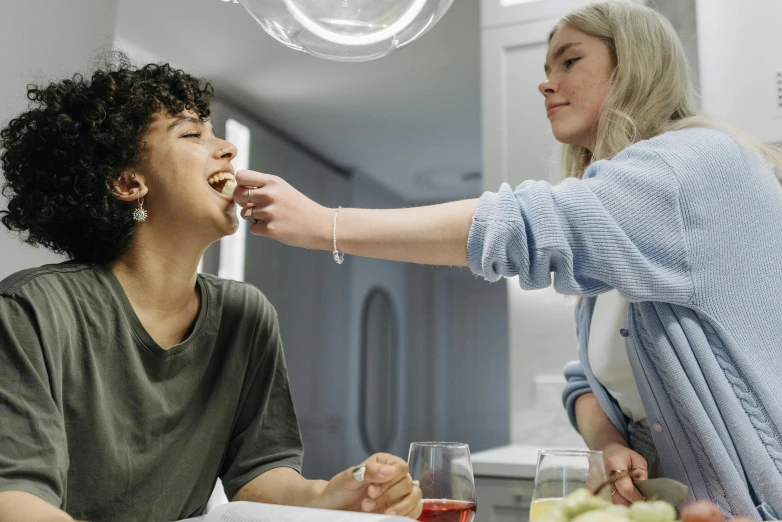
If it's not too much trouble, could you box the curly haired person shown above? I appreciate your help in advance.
[0,56,422,522]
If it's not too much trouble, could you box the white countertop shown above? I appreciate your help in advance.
[471,443,586,479]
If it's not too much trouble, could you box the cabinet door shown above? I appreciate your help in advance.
[482,17,561,191]
[475,476,534,522]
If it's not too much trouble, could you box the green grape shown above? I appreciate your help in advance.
[629,500,677,522]
[562,489,611,518]
[605,505,631,516]
[571,511,631,522]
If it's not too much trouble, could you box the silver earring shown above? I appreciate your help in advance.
[132,192,147,222]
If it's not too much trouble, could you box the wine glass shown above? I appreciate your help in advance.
[530,449,610,521]
[407,442,477,522]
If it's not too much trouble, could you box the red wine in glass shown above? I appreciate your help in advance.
[418,499,477,522]
[409,443,477,522]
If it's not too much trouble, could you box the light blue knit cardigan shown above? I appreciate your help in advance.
[466,128,782,520]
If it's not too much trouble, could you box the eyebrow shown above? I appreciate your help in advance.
[167,115,216,136]
[544,42,582,75]
[167,115,202,131]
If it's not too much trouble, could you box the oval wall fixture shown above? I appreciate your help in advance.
[359,287,399,454]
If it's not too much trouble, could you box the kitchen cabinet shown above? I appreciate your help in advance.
[476,476,534,522]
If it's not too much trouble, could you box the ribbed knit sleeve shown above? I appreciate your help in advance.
[467,145,694,303]
[562,361,591,432]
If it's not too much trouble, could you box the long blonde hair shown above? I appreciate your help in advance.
[553,1,782,181]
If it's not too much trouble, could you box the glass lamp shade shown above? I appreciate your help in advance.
[238,0,454,61]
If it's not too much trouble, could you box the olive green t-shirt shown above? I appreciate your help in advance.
[0,262,303,521]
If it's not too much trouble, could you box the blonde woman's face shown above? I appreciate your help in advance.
[540,25,615,151]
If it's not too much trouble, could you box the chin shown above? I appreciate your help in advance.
[550,122,590,148]
[217,211,240,237]
[225,219,240,236]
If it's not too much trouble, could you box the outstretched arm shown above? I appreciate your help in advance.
[237,141,694,304]
[234,171,478,266]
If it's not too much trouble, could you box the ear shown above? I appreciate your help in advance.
[109,170,149,202]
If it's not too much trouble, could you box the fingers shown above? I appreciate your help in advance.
[235,170,279,188]
[363,453,409,485]
[629,454,649,483]
[243,205,274,224]
[612,474,644,504]
[335,455,401,495]
[234,186,274,209]
[606,451,645,505]
[384,487,423,518]
[357,454,412,514]
[367,473,414,511]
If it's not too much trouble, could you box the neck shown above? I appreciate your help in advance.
[110,224,209,316]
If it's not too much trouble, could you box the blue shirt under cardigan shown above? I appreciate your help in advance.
[466,128,782,520]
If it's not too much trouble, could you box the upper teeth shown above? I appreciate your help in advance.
[208,172,236,185]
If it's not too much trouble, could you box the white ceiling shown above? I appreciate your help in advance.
[115,0,481,202]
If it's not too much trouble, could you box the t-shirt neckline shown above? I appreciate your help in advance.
[98,264,210,358]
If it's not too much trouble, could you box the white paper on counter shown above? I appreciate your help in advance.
[182,501,408,522]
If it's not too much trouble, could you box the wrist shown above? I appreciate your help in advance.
[319,206,336,252]
[327,206,347,254]
[591,437,629,453]
[307,479,330,509]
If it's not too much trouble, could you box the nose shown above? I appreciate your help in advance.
[216,140,238,160]
[538,77,558,97]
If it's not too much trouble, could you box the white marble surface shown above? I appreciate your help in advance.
[471,442,587,479]
[511,407,586,448]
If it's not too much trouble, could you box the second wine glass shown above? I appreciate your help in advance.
[530,449,610,521]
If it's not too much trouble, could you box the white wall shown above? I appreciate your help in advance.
[433,268,509,451]
[0,0,118,279]
[696,0,782,142]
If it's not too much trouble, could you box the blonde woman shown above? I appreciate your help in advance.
[234,2,782,519]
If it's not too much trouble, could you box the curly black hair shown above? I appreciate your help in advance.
[0,54,214,263]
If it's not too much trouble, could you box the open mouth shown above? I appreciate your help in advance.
[207,172,237,198]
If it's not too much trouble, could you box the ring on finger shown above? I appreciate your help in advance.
[611,488,617,497]
[352,464,367,483]
[631,465,647,472]
[244,207,260,225]
[247,187,254,205]
[610,468,628,476]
